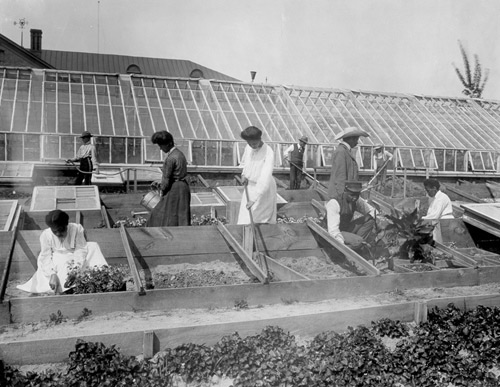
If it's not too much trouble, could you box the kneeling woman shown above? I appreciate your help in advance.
[17,209,107,294]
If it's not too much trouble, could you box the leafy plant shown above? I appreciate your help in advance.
[191,214,227,226]
[64,264,130,294]
[75,308,93,323]
[371,317,410,339]
[113,216,147,228]
[383,208,436,263]
[48,310,65,325]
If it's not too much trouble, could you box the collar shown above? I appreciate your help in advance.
[166,146,177,157]
[340,141,352,150]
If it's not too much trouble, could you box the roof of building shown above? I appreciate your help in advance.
[38,49,240,81]
[0,33,54,69]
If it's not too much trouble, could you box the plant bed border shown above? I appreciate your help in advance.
[2,293,500,365]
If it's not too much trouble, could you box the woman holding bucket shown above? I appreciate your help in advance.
[237,126,277,224]
[147,131,191,227]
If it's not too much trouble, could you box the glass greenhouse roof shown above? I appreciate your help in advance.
[1,66,500,172]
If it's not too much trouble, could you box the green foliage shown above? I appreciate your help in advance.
[48,310,66,325]
[277,215,320,224]
[113,216,148,228]
[383,208,435,263]
[64,264,129,294]
[371,318,410,339]
[453,40,489,99]
[191,215,228,226]
[234,298,249,310]
[65,339,154,386]
[75,307,93,323]
[3,306,500,386]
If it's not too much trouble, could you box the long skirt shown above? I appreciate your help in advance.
[147,181,191,227]
[237,181,277,224]
[17,242,107,294]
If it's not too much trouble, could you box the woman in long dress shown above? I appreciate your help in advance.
[17,210,107,294]
[146,131,191,227]
[237,126,277,224]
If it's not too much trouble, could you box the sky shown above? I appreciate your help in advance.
[1,0,500,100]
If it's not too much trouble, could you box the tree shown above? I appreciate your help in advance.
[452,40,489,99]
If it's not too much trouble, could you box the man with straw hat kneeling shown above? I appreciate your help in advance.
[325,181,378,251]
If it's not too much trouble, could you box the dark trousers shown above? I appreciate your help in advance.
[289,163,303,190]
[75,158,93,185]
[342,216,375,242]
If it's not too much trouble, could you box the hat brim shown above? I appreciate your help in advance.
[335,129,369,140]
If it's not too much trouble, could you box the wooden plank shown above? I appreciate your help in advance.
[433,241,476,268]
[119,224,146,295]
[306,219,381,276]
[0,228,17,302]
[0,200,17,231]
[197,174,211,188]
[0,302,419,365]
[264,256,310,281]
[229,223,319,252]
[0,301,10,325]
[274,177,288,189]
[462,213,500,238]
[427,293,500,311]
[101,205,111,228]
[8,265,489,324]
[217,223,268,283]
[443,183,482,203]
[311,199,326,217]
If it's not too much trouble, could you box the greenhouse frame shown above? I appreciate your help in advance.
[1,65,500,174]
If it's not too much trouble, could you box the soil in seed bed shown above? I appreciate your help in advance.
[276,255,354,279]
[149,260,256,288]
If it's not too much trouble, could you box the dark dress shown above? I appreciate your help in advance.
[147,147,191,227]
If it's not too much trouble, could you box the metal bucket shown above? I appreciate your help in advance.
[141,190,161,211]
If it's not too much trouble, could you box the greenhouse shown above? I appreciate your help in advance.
[1,65,500,173]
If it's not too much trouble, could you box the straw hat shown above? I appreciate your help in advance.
[80,131,93,138]
[334,127,369,141]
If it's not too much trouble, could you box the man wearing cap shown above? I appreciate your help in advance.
[66,131,99,185]
[325,180,377,248]
[283,135,308,189]
[328,126,369,200]
[373,145,393,192]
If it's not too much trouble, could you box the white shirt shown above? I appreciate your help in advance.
[422,190,454,220]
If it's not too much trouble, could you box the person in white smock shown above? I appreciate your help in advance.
[421,178,454,244]
[17,209,107,294]
[237,126,277,224]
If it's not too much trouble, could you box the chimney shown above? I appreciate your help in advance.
[30,29,42,53]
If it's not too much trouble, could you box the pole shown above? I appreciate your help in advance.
[244,184,270,281]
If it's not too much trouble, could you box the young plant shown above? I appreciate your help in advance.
[383,208,436,263]
[64,264,130,294]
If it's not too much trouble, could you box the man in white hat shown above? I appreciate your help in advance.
[325,181,377,247]
[283,135,308,189]
[328,126,369,200]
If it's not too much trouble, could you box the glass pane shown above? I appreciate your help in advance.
[7,134,23,160]
[397,149,413,168]
[25,134,40,161]
[61,136,74,160]
[111,137,126,163]
[127,138,142,164]
[44,135,60,159]
[95,137,110,164]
